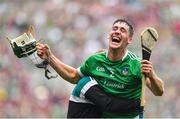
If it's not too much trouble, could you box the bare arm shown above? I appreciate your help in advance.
[36,43,81,84]
[141,60,164,96]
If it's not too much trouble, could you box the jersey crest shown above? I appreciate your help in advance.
[121,67,129,76]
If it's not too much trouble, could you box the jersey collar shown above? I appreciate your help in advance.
[106,50,129,61]
[122,50,129,61]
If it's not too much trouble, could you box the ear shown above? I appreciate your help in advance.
[128,37,133,44]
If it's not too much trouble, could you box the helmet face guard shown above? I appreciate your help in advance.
[7,26,57,79]
[10,33,37,58]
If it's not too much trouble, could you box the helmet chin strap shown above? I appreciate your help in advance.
[44,66,58,79]
[35,59,58,80]
[23,48,57,80]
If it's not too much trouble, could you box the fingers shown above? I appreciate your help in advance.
[36,43,50,59]
[141,60,153,75]
[36,43,45,49]
[36,43,49,50]
[36,43,44,56]
[44,44,50,50]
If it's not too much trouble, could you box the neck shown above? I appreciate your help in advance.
[107,48,127,61]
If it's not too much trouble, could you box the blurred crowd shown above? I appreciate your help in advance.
[0,0,180,118]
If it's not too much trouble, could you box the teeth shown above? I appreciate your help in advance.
[112,36,121,43]
[113,37,119,40]
[112,36,120,40]
[112,37,120,41]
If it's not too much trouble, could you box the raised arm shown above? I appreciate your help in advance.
[141,60,164,96]
[36,43,81,84]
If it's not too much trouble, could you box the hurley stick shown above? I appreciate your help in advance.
[139,27,158,118]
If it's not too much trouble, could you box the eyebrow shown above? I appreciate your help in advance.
[113,25,128,31]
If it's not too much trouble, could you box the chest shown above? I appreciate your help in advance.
[89,61,140,84]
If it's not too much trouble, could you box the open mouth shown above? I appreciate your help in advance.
[112,36,121,43]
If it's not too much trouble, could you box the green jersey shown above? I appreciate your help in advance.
[78,50,142,100]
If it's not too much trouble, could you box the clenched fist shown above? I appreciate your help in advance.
[36,43,52,60]
[141,60,154,78]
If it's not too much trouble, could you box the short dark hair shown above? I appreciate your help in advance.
[113,18,134,37]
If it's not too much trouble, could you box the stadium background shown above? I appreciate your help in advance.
[0,0,180,118]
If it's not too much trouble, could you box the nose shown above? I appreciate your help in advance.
[114,30,120,35]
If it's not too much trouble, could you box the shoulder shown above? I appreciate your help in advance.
[126,51,142,73]
[87,49,107,60]
[127,50,141,62]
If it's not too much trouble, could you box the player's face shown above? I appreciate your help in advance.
[108,22,132,50]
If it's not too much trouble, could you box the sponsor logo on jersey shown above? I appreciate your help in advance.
[104,80,125,89]
[96,66,105,72]
[122,67,129,76]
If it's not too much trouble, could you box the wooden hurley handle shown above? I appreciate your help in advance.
[140,74,146,106]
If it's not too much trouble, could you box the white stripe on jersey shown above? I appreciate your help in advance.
[77,67,84,77]
[80,77,98,98]
[69,95,94,104]
[122,50,129,61]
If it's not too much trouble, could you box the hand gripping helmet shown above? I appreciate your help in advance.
[7,26,57,79]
